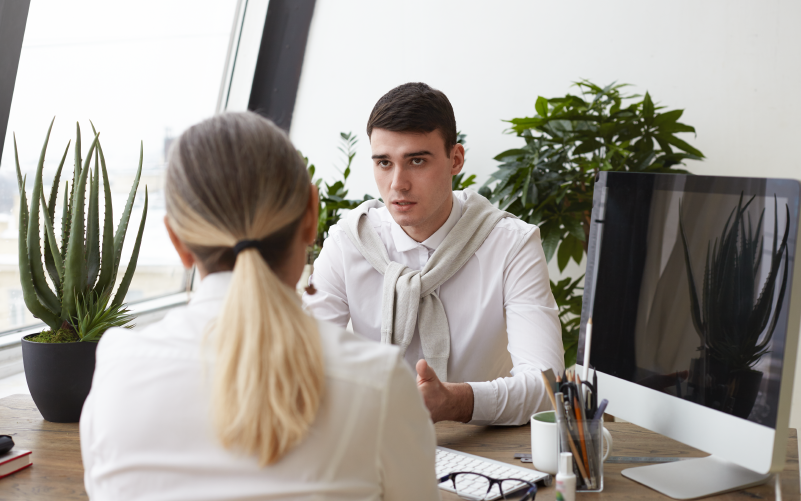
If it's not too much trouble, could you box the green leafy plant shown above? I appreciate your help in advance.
[551,275,584,367]
[73,292,136,342]
[305,132,373,264]
[15,119,148,342]
[680,194,790,371]
[452,132,476,191]
[481,81,705,367]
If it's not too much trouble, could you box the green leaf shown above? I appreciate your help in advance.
[113,188,148,308]
[62,133,99,322]
[535,96,549,118]
[658,133,705,158]
[540,223,562,263]
[112,141,143,283]
[85,149,101,289]
[94,142,117,297]
[73,291,135,343]
[60,180,70,263]
[39,191,64,287]
[13,134,23,193]
[44,141,70,290]
[563,216,586,242]
[70,123,81,212]
[643,92,655,120]
[571,234,584,265]
[27,118,60,315]
[493,148,528,161]
[651,109,683,126]
[17,177,60,331]
[656,122,695,134]
[557,235,572,272]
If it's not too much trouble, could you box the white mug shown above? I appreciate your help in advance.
[530,410,613,475]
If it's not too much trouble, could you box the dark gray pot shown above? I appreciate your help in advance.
[21,334,97,423]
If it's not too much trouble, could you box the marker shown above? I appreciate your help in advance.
[593,399,609,422]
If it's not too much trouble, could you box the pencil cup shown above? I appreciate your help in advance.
[557,418,612,492]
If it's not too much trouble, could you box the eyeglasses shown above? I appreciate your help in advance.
[438,471,538,500]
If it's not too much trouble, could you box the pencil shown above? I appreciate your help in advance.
[540,371,558,411]
[575,374,598,489]
[573,394,591,479]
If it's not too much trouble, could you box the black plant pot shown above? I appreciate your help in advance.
[21,334,98,423]
[729,369,763,419]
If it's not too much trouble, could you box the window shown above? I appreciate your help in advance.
[0,0,238,332]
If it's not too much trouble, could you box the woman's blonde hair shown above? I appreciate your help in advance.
[165,112,323,466]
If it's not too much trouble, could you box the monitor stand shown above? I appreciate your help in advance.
[622,455,771,499]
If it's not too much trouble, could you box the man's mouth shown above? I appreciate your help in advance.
[392,200,416,211]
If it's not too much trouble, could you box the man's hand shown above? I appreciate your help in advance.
[415,359,474,423]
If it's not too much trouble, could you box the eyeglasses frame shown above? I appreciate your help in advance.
[437,471,538,500]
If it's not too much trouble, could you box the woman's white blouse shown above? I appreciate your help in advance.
[80,272,440,501]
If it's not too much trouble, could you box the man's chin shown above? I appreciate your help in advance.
[388,208,419,227]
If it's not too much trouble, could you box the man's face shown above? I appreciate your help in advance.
[370,128,465,240]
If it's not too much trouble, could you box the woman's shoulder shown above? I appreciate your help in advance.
[315,319,406,390]
[93,304,205,362]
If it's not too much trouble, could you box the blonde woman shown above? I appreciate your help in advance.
[79,112,439,500]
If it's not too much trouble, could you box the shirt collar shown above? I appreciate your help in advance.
[390,193,462,253]
[190,271,233,304]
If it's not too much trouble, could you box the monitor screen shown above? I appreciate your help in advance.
[584,173,800,430]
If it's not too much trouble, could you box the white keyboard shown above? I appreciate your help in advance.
[436,447,550,500]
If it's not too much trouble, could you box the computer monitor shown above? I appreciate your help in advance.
[578,172,801,499]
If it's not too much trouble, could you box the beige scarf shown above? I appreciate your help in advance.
[339,191,513,381]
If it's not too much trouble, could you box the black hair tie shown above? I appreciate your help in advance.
[233,239,260,258]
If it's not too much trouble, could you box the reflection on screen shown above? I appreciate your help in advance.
[590,176,797,429]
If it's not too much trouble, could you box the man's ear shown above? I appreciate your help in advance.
[164,216,196,269]
[450,143,465,176]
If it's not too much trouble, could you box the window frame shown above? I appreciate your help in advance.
[0,0,317,343]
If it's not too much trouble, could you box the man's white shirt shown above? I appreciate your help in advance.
[303,190,565,425]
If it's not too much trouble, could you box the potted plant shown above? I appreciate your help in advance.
[680,194,790,419]
[15,119,148,422]
[480,80,705,367]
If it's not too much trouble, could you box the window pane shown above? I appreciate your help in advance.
[0,0,237,332]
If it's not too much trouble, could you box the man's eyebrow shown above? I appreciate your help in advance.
[404,150,433,158]
[371,153,389,160]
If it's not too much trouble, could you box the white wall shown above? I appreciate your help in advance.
[290,0,801,430]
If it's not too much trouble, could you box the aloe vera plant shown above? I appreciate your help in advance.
[14,118,148,341]
[679,194,790,371]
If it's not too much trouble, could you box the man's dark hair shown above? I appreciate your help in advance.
[366,82,457,156]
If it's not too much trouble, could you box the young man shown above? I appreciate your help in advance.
[303,83,564,426]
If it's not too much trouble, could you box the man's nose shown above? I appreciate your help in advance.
[390,165,411,192]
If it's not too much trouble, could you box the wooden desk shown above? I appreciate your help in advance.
[436,420,799,500]
[0,393,797,500]
[0,394,85,500]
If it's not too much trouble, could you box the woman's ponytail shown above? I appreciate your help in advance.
[164,112,324,465]
[212,248,323,465]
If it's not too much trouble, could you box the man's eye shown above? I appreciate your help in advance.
[377,160,391,168]
[411,158,425,165]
